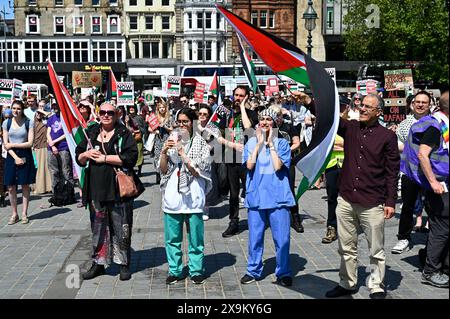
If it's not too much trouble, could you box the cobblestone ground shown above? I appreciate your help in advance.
[0,160,448,299]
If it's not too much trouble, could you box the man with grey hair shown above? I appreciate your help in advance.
[325,93,400,299]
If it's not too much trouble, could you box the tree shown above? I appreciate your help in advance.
[343,0,449,88]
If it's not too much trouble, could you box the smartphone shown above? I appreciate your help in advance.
[441,182,448,193]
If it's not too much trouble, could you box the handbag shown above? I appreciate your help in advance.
[144,132,156,152]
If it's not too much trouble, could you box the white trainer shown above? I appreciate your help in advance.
[391,239,410,254]
[202,214,209,221]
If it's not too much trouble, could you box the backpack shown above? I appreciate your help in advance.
[7,118,30,132]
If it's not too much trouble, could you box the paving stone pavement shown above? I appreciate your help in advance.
[0,160,448,300]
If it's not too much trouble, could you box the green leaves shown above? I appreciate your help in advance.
[343,0,449,86]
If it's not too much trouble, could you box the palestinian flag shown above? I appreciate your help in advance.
[237,34,258,93]
[209,71,218,97]
[217,5,339,199]
[206,105,230,128]
[106,69,117,100]
[47,60,89,188]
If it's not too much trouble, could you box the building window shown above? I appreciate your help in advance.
[197,41,203,61]
[269,11,275,28]
[142,41,159,58]
[162,16,170,30]
[129,0,137,5]
[129,15,138,31]
[197,12,203,29]
[92,40,122,62]
[108,15,120,33]
[55,0,64,5]
[54,16,65,34]
[92,0,100,5]
[134,42,139,58]
[26,15,40,34]
[73,16,85,34]
[205,12,212,29]
[91,16,102,34]
[0,42,19,63]
[216,41,221,62]
[326,7,334,29]
[162,0,169,5]
[145,15,153,30]
[187,41,192,61]
[260,11,267,28]
[162,41,170,59]
[205,41,212,61]
[145,0,153,5]
[74,0,83,5]
[251,11,258,25]
[187,12,192,29]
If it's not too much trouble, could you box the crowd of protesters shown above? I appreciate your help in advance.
[0,85,448,297]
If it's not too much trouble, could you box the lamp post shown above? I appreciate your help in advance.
[1,5,9,79]
[302,0,318,57]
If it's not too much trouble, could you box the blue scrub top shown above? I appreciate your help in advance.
[243,137,296,210]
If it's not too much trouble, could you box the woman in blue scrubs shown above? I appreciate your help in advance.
[241,108,296,287]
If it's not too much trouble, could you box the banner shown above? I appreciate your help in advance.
[384,69,414,92]
[356,79,379,95]
[72,71,102,88]
[146,112,160,131]
[166,76,181,97]
[0,79,14,107]
[117,82,134,106]
[194,82,206,103]
[13,79,23,100]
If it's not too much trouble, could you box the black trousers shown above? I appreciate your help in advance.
[227,163,246,223]
[288,163,299,216]
[325,165,340,228]
[423,190,449,274]
[398,175,423,240]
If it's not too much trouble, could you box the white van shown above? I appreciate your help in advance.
[22,84,48,101]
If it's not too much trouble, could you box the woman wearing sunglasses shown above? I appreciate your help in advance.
[75,102,139,282]
[158,108,212,285]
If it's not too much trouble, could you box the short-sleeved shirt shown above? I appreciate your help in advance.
[243,137,295,210]
[2,119,30,144]
[420,126,441,148]
[46,113,69,151]
[24,108,37,122]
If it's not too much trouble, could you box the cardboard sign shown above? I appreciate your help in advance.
[146,112,160,131]
[117,82,134,106]
[267,78,279,96]
[194,82,206,103]
[356,79,379,95]
[13,79,23,99]
[383,99,407,124]
[166,76,180,97]
[0,79,14,107]
[224,79,237,97]
[72,71,102,88]
[384,69,414,92]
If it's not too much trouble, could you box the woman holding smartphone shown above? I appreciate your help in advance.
[157,108,212,285]
[2,100,36,225]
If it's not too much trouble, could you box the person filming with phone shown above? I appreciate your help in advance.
[2,100,36,225]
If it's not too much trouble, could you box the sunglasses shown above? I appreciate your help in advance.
[99,110,115,117]
[176,120,191,126]
[198,112,209,116]
[78,104,88,109]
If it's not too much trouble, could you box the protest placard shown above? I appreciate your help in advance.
[117,82,134,106]
[194,82,206,103]
[167,76,181,97]
[0,79,14,107]
[384,69,414,92]
[72,71,102,88]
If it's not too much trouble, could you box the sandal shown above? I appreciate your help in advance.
[21,216,29,224]
[7,215,19,225]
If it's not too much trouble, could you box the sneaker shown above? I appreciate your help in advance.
[240,274,256,285]
[222,222,239,238]
[325,285,356,298]
[322,226,337,244]
[166,275,182,285]
[202,214,209,221]
[191,275,206,285]
[421,272,449,288]
[275,276,292,287]
[82,263,105,280]
[119,265,132,281]
[391,239,410,254]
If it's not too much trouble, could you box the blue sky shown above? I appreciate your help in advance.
[0,0,14,19]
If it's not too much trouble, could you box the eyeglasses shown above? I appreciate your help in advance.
[99,110,115,117]
[176,120,191,126]
[198,112,209,116]
[358,104,378,111]
[354,97,360,100]
[78,104,88,109]
[180,100,188,103]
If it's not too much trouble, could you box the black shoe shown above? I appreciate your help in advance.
[240,274,256,285]
[222,222,239,238]
[291,214,304,233]
[191,275,206,285]
[275,276,293,287]
[82,263,105,280]
[369,292,386,299]
[325,285,356,298]
[119,265,132,281]
[166,274,182,285]
[0,195,6,207]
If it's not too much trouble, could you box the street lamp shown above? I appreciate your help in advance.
[302,0,318,57]
[1,5,9,79]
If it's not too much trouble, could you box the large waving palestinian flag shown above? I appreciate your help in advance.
[217,5,339,199]
[48,60,89,187]
[237,34,259,94]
